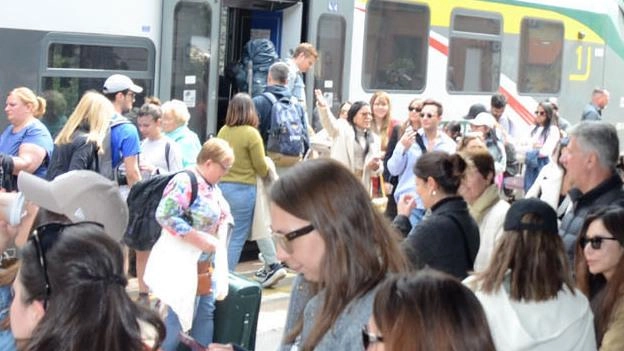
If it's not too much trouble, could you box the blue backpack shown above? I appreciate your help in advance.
[264,92,305,157]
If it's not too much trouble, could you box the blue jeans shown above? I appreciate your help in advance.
[409,208,426,227]
[162,294,216,350]
[0,285,15,350]
[220,182,256,271]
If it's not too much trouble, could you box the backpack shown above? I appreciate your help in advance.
[96,116,132,184]
[123,170,198,250]
[264,92,305,161]
[231,39,279,97]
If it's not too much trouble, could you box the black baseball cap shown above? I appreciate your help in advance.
[463,103,487,120]
[503,198,558,234]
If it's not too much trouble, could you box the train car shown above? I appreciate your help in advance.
[347,0,624,137]
[0,0,355,142]
[1,0,623,142]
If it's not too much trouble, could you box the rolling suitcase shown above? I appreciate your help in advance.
[213,272,263,350]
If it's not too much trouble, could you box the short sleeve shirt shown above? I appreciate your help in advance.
[0,119,54,177]
[110,115,141,168]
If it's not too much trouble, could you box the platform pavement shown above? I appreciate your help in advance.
[126,259,295,350]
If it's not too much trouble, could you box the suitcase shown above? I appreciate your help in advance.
[213,272,263,350]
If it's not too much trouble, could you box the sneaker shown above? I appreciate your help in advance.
[260,263,287,288]
[254,266,268,282]
[136,293,150,306]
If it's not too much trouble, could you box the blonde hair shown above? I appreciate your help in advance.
[293,42,318,59]
[55,91,114,150]
[370,91,393,150]
[11,87,46,118]
[197,137,234,165]
[161,99,190,126]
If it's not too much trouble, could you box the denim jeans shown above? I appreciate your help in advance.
[256,236,279,267]
[162,293,216,350]
[220,182,256,270]
[409,208,426,227]
[0,285,15,351]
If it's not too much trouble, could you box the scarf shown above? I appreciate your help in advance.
[469,184,501,223]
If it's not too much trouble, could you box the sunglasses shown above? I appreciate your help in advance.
[362,325,384,349]
[534,111,546,116]
[271,224,314,254]
[29,221,104,309]
[408,106,421,113]
[420,112,436,119]
[579,236,619,250]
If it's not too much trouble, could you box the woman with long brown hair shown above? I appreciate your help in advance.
[366,269,496,351]
[466,198,595,351]
[576,206,624,350]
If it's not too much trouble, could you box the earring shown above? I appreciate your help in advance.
[431,190,437,196]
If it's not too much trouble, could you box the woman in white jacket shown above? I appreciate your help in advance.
[314,89,382,192]
[459,150,510,272]
[464,198,596,351]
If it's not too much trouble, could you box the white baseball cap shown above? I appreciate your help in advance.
[18,171,129,241]
[103,74,143,94]
[469,112,497,129]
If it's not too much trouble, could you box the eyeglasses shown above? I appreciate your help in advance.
[534,111,546,116]
[271,224,314,254]
[362,325,384,349]
[126,91,136,102]
[420,112,436,119]
[408,106,421,113]
[579,236,619,250]
[218,161,232,172]
[29,221,104,309]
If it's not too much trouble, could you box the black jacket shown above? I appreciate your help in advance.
[559,174,624,263]
[399,196,480,279]
[46,130,97,180]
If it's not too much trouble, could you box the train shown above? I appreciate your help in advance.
[1,0,623,142]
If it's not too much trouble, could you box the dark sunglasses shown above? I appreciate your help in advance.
[362,325,384,349]
[271,224,314,254]
[420,112,436,119]
[408,106,421,113]
[29,221,104,309]
[534,111,546,116]
[579,236,619,250]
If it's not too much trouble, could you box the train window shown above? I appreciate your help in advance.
[448,11,502,93]
[315,14,346,111]
[40,34,155,123]
[171,2,211,141]
[48,44,149,71]
[363,0,429,92]
[518,18,563,94]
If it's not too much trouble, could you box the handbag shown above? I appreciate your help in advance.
[370,174,388,213]
[197,261,213,296]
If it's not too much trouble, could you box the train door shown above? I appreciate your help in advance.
[215,0,303,132]
[307,0,354,114]
[161,0,221,142]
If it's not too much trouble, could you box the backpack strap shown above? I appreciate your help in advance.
[415,133,427,153]
[184,170,198,206]
[165,142,171,172]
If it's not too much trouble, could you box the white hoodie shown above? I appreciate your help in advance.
[464,276,597,351]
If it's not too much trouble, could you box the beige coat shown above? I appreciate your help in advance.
[318,106,382,192]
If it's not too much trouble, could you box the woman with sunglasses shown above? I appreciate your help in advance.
[524,101,560,191]
[395,151,479,279]
[6,170,165,351]
[365,269,496,351]
[382,98,423,219]
[314,90,383,193]
[576,206,624,350]
[465,198,595,351]
[145,137,234,351]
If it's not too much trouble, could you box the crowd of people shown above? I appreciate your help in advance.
[0,39,622,351]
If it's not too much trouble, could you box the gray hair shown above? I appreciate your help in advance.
[569,121,619,170]
[269,62,289,85]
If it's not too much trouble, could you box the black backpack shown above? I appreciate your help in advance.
[123,170,197,250]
